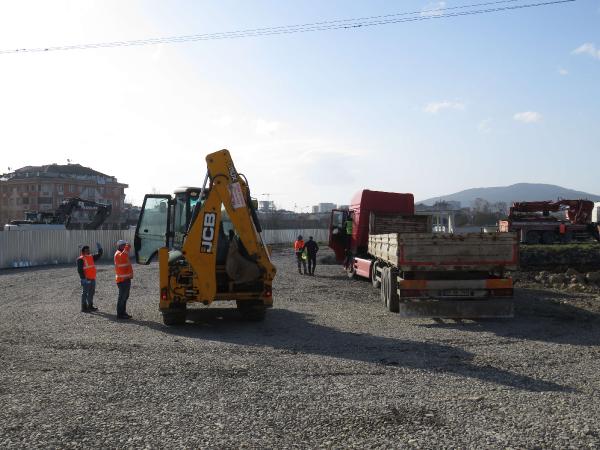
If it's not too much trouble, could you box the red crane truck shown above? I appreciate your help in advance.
[329,190,518,319]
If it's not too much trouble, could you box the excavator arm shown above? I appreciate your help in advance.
[175,149,276,304]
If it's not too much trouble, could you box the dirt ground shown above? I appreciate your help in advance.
[1,247,599,448]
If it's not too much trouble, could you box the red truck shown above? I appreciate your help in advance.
[329,190,518,319]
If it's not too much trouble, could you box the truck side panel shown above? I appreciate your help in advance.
[369,232,519,272]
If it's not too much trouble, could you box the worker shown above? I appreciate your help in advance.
[294,234,307,275]
[114,239,133,319]
[304,236,319,276]
[77,242,103,312]
[345,215,353,236]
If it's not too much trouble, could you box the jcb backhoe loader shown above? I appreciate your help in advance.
[134,149,276,325]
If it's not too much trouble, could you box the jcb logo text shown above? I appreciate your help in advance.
[200,213,217,253]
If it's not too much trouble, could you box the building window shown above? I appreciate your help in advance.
[57,184,63,193]
[22,197,29,205]
[70,184,76,193]
[29,184,36,192]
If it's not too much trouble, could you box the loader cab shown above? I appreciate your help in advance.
[135,187,205,264]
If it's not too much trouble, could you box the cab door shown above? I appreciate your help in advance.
[328,209,348,263]
[134,194,171,264]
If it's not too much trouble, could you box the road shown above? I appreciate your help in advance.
[1,247,599,448]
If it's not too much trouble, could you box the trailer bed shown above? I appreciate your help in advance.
[369,232,519,272]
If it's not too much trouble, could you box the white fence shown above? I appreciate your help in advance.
[0,228,329,269]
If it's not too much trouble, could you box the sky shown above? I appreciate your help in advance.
[0,0,598,210]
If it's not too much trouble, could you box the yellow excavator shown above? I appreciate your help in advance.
[134,149,276,325]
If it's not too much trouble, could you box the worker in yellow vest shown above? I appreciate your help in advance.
[77,243,103,312]
[114,239,133,319]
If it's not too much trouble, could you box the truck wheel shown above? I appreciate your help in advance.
[380,267,388,305]
[237,300,266,322]
[162,311,186,326]
[386,269,400,313]
[371,261,381,289]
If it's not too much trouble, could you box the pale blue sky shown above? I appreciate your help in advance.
[0,0,598,209]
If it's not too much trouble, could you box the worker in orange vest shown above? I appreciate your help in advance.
[114,239,133,319]
[77,242,103,312]
[294,235,307,275]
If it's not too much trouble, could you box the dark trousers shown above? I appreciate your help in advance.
[307,254,317,274]
[296,252,307,274]
[117,279,131,316]
[81,279,96,309]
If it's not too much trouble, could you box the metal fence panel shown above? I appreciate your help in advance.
[0,229,329,269]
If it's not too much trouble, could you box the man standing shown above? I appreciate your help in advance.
[304,236,319,276]
[114,239,133,319]
[294,235,307,275]
[77,243,103,312]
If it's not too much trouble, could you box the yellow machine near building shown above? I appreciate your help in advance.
[134,149,276,325]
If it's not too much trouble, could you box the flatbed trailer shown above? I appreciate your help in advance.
[366,231,519,319]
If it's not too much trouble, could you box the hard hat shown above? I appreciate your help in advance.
[116,239,127,247]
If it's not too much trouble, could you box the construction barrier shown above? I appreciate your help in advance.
[0,228,329,269]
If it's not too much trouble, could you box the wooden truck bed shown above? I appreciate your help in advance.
[368,232,519,272]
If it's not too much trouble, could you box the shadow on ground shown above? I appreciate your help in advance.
[104,306,575,394]
[417,288,600,347]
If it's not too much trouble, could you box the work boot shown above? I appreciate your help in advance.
[118,313,132,320]
[81,307,89,313]
[88,305,98,312]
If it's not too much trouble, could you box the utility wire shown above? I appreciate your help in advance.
[0,0,575,55]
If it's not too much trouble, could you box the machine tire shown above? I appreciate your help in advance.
[237,300,266,322]
[386,268,400,313]
[162,311,186,326]
[371,261,381,289]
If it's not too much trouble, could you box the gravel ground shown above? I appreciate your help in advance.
[1,247,600,449]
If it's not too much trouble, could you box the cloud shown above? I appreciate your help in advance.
[423,101,465,114]
[421,1,446,16]
[478,118,492,133]
[513,111,542,123]
[254,119,281,136]
[572,43,600,60]
[558,67,568,76]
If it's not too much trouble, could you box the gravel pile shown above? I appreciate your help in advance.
[1,248,599,448]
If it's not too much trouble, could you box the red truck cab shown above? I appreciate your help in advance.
[329,189,414,277]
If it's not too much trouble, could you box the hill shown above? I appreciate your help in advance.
[418,183,600,207]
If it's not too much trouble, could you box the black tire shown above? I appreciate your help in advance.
[380,267,388,305]
[237,300,266,322]
[371,261,381,289]
[386,268,400,313]
[162,311,186,326]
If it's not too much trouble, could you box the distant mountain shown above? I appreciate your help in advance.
[418,183,600,207]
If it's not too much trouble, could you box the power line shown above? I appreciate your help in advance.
[0,0,575,55]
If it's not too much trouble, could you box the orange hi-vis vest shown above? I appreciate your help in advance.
[114,245,133,283]
[78,254,97,280]
[294,240,305,252]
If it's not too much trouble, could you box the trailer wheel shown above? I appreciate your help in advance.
[380,267,388,305]
[371,261,381,289]
[386,268,400,313]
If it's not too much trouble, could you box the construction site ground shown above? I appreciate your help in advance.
[1,247,599,449]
